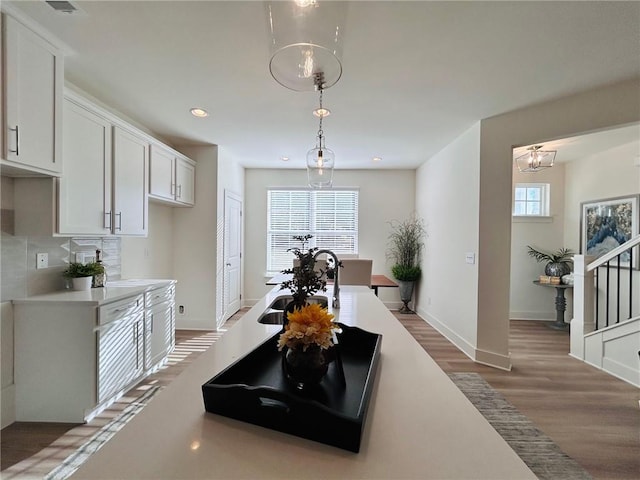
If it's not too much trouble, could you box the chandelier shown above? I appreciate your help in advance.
[307,73,334,188]
[515,145,557,173]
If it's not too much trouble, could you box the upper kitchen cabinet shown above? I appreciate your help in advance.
[58,97,113,236]
[149,144,195,206]
[113,126,148,236]
[1,14,63,176]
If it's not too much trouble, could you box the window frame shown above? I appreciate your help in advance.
[266,187,359,275]
[513,182,550,217]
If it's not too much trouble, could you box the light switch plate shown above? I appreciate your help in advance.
[36,253,48,269]
[465,252,476,264]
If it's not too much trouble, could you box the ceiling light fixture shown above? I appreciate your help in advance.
[515,145,556,173]
[190,108,208,118]
[265,1,346,91]
[372,156,382,162]
[307,73,334,189]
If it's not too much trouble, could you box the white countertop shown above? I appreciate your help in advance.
[70,286,535,479]
[11,279,175,306]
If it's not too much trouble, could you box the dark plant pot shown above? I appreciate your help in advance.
[284,345,328,390]
[545,262,571,278]
[397,280,415,314]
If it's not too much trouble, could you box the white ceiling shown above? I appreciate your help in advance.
[7,0,640,169]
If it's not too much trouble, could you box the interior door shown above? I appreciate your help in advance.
[222,190,242,326]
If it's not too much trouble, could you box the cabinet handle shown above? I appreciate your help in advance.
[8,126,19,155]
[115,212,122,231]
[150,313,154,333]
[177,185,182,199]
[171,183,175,196]
[104,211,112,230]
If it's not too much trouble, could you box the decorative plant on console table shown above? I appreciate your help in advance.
[278,235,341,389]
[387,215,425,314]
[527,245,574,282]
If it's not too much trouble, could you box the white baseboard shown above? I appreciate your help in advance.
[416,306,512,371]
[509,311,555,321]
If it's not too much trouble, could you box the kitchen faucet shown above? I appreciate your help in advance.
[313,249,340,309]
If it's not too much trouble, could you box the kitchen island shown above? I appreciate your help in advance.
[70,286,535,479]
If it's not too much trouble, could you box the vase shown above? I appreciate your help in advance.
[71,276,92,291]
[545,262,571,278]
[397,280,415,313]
[284,345,328,389]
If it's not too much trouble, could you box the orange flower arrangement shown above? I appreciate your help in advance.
[278,303,340,352]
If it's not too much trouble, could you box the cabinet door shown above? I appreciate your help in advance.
[175,157,195,205]
[58,99,113,235]
[149,144,175,201]
[145,300,175,369]
[113,126,148,236]
[3,15,63,174]
[97,311,144,403]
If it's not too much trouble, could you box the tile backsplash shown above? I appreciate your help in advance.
[0,233,121,302]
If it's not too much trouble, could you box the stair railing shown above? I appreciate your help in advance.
[571,235,640,359]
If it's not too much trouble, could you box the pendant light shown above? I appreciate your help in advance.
[265,1,346,92]
[307,74,334,188]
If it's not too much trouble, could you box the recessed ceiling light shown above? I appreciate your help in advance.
[190,108,209,118]
[372,156,382,162]
[281,156,290,162]
[313,107,331,118]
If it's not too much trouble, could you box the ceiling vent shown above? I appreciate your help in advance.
[45,1,84,15]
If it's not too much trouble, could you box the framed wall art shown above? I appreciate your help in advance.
[580,194,639,269]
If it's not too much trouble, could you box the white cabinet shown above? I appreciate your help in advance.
[149,144,195,206]
[58,98,112,235]
[97,295,145,403]
[113,126,149,235]
[2,14,63,175]
[145,283,176,370]
[13,283,175,423]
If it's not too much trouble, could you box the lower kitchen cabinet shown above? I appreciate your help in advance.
[145,283,176,370]
[13,282,176,423]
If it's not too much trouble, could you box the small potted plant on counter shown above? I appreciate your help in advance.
[63,262,105,291]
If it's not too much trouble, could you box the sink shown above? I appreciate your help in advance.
[258,310,285,325]
[259,295,329,324]
[268,295,328,310]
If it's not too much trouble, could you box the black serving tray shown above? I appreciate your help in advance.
[202,323,382,453]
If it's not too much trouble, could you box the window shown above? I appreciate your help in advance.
[267,188,359,273]
[513,183,550,216]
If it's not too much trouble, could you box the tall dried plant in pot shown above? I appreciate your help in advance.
[386,215,425,313]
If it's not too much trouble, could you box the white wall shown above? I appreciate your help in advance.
[510,163,567,321]
[121,202,175,279]
[564,140,640,248]
[415,122,481,360]
[170,145,218,330]
[243,169,416,306]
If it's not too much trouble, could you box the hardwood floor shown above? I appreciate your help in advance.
[395,312,639,480]
[2,309,638,479]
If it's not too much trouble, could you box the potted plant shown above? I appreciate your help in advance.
[277,235,340,389]
[527,245,574,278]
[387,215,425,313]
[279,234,328,310]
[63,262,105,291]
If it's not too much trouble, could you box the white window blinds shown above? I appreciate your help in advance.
[267,189,359,273]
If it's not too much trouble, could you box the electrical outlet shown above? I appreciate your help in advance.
[36,253,48,269]
[178,305,185,315]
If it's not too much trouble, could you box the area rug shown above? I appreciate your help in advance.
[448,373,592,480]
